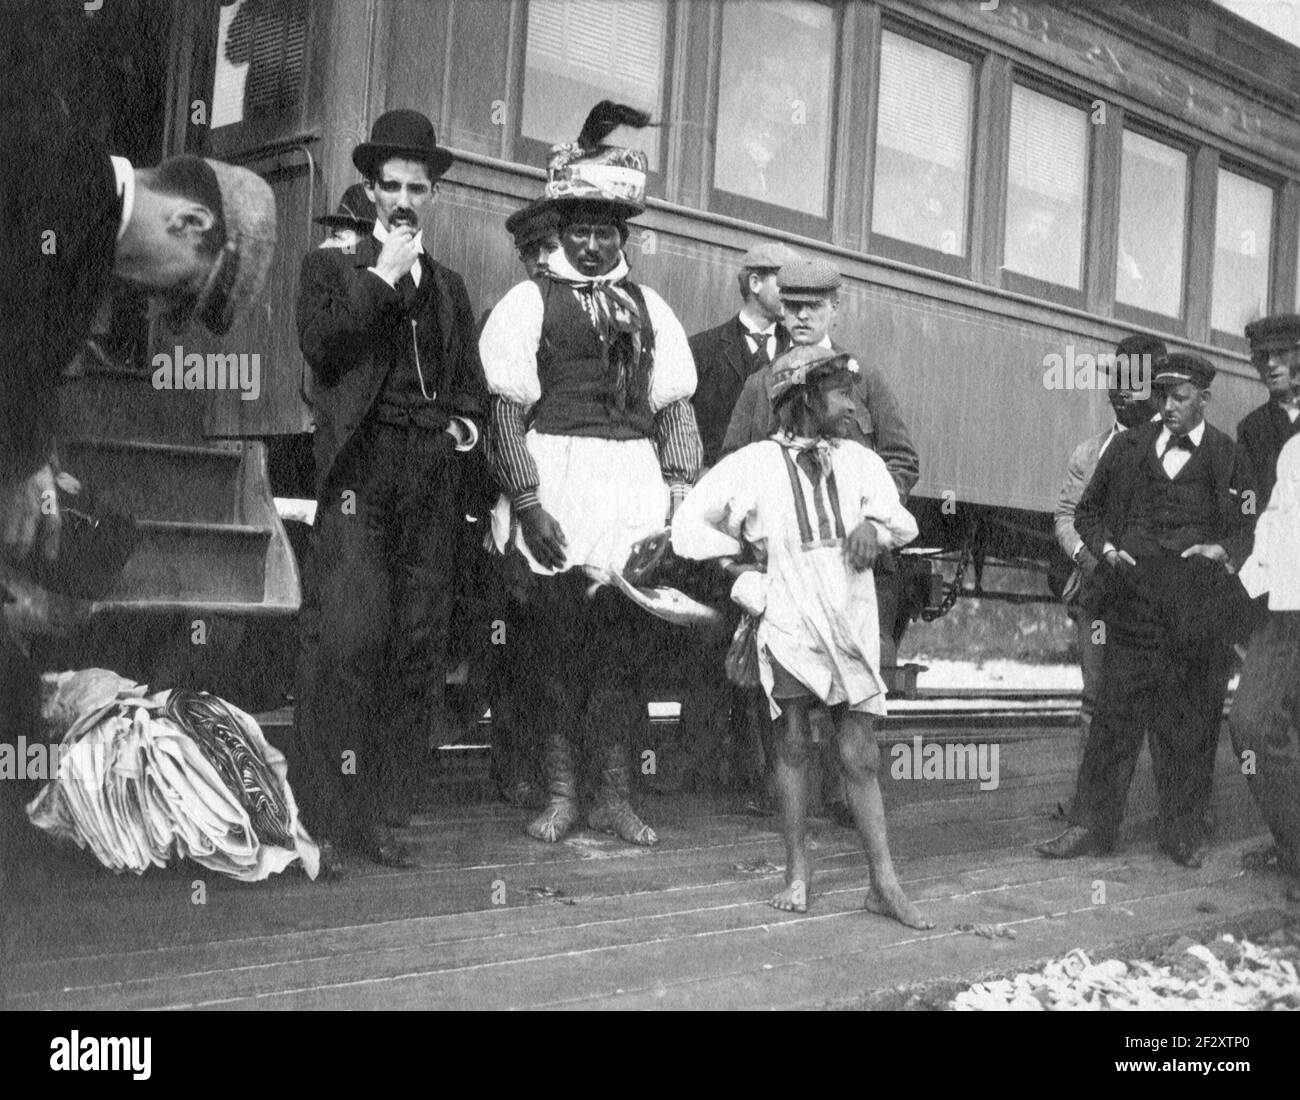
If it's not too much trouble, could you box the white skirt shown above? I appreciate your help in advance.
[491,431,670,576]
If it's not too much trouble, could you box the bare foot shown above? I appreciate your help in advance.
[770,879,808,913]
[864,884,933,929]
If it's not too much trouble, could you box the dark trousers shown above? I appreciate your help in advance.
[292,420,460,838]
[1071,557,1232,846]
[1229,611,1300,874]
[513,571,652,767]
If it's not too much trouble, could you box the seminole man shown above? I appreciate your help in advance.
[671,346,930,928]
[479,103,703,846]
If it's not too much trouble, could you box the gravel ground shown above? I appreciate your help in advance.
[949,928,1300,1011]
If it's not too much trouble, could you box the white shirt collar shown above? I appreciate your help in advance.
[371,220,425,285]
[816,334,833,349]
[110,155,134,242]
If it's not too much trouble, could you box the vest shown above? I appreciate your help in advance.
[530,279,656,440]
[1122,443,1223,557]
[375,267,443,425]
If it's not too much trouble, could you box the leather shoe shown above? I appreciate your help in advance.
[1037,825,1113,859]
[1160,837,1207,869]
[349,824,416,869]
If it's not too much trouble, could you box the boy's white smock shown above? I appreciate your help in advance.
[671,436,918,717]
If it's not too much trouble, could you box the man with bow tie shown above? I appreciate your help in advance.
[294,110,488,871]
[1039,353,1256,868]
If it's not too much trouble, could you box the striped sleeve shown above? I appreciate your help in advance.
[654,398,704,505]
[487,396,540,510]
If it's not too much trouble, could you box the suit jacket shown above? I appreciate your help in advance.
[1075,419,1255,568]
[688,315,791,468]
[1,118,119,477]
[719,343,920,501]
[1237,399,1300,512]
[296,236,488,495]
[1054,427,1113,561]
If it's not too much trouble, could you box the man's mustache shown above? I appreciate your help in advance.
[389,209,418,227]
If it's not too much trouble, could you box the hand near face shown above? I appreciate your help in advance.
[372,225,421,284]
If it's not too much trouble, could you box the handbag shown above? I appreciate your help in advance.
[724,612,763,689]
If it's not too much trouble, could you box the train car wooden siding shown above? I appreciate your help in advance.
[178,0,1300,557]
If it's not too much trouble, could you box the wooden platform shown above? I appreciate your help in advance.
[3,721,1292,1011]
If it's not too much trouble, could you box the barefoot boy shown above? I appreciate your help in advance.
[672,346,931,928]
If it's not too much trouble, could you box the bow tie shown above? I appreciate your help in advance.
[1165,434,1196,453]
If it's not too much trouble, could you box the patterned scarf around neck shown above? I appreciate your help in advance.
[544,251,649,411]
[774,431,838,478]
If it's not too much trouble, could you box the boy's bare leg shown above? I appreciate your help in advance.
[770,698,812,913]
[835,709,934,929]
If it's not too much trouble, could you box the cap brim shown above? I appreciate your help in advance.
[535,196,644,222]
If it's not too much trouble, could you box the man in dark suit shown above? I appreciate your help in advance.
[294,110,488,870]
[679,242,797,795]
[689,242,800,470]
[1039,354,1255,868]
[1238,314,1300,513]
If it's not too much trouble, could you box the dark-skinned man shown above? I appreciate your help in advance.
[294,110,488,871]
[480,103,702,848]
[1053,334,1163,817]
[1039,354,1255,868]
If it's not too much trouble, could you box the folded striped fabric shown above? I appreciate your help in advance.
[27,671,320,881]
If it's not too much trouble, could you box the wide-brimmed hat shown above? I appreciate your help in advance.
[352,109,454,180]
[315,183,375,231]
[536,101,654,223]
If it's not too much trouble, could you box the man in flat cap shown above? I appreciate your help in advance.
[1040,354,1255,868]
[294,109,488,870]
[1239,313,1300,513]
[678,240,799,796]
[1053,333,1163,816]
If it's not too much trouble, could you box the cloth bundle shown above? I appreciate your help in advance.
[27,670,320,881]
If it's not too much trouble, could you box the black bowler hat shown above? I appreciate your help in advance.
[314,183,375,231]
[1154,352,1216,389]
[352,109,454,180]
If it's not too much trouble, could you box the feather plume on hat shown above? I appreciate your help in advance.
[576,101,656,152]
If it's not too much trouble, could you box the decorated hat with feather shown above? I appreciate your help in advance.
[539,101,657,220]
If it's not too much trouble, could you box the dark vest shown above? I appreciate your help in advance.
[531,279,656,440]
[375,264,443,423]
[1122,442,1223,557]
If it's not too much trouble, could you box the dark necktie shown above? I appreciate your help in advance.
[1165,434,1195,454]
[397,271,418,310]
[749,332,769,366]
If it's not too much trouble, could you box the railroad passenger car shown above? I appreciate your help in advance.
[49,0,1300,652]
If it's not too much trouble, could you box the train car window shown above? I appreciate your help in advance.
[1212,168,1274,337]
[1002,84,1087,291]
[870,30,973,260]
[1116,130,1188,319]
[521,0,667,171]
[209,0,307,131]
[712,0,835,218]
